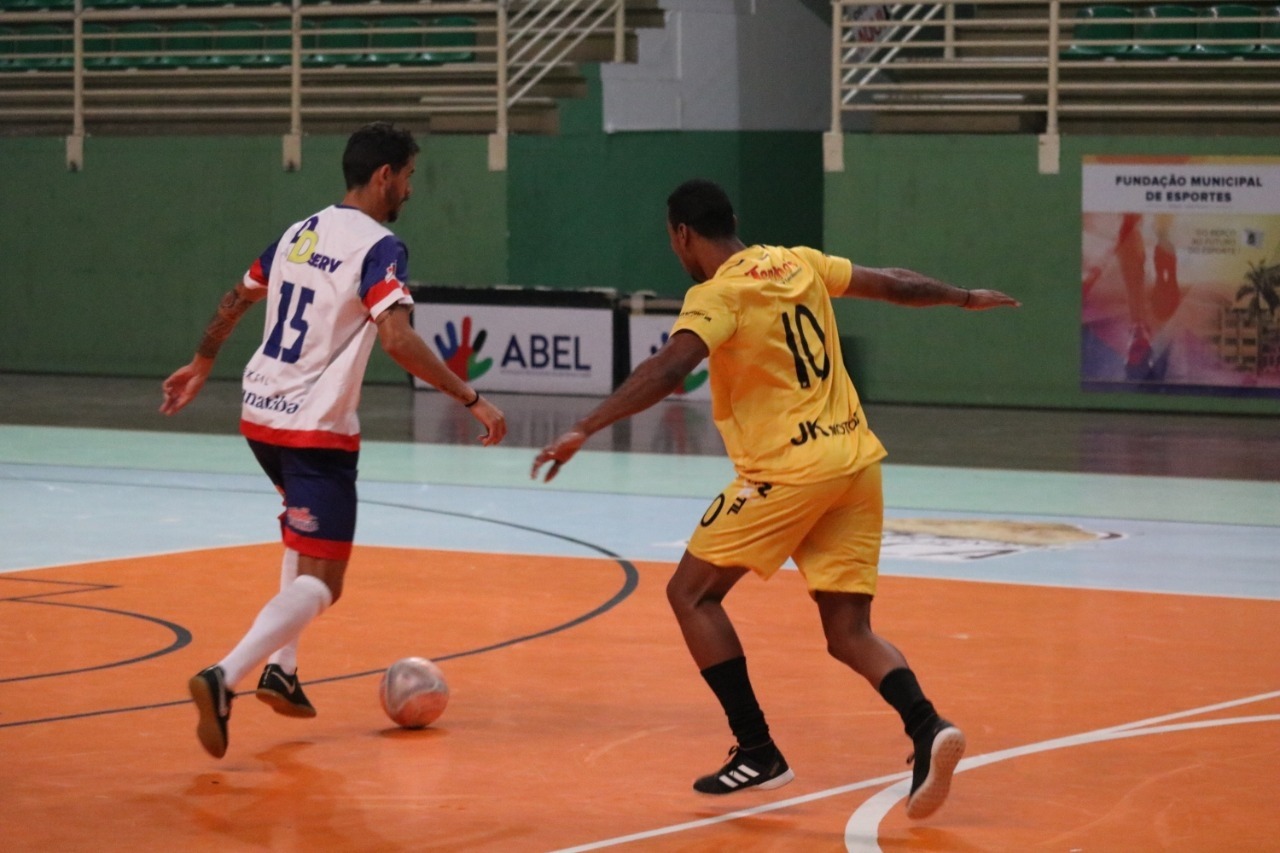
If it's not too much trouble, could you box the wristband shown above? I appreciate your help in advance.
[464,390,481,408]
[962,289,972,307]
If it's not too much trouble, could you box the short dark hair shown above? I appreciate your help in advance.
[667,179,737,239]
[342,122,420,189]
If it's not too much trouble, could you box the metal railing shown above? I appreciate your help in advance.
[0,0,627,171]
[491,0,624,168]
[827,0,1280,173]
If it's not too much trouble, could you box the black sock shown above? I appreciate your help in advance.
[700,656,774,754]
[878,667,939,741]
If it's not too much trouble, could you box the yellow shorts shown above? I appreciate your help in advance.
[686,462,883,595]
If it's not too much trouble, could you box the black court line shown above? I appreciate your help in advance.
[0,497,639,730]
[0,576,194,685]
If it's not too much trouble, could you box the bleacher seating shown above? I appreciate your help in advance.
[1129,4,1199,56]
[306,16,366,67]
[7,23,71,70]
[204,19,265,68]
[0,10,486,70]
[1061,2,1279,57]
[1064,4,1135,57]
[364,16,427,67]
[163,19,216,68]
[423,14,477,64]
[83,21,111,69]
[1,0,71,9]
[840,1,1280,136]
[0,2,694,139]
[1196,3,1260,54]
[1261,4,1280,52]
[113,21,163,69]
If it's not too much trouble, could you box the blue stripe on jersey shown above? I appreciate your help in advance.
[257,238,281,282]
[359,235,410,300]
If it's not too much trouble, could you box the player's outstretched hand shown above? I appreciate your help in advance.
[964,289,1021,310]
[160,357,212,415]
[531,428,587,483]
[469,396,507,447]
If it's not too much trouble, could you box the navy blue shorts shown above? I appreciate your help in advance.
[248,440,359,561]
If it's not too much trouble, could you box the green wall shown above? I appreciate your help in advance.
[2,93,1277,417]
[826,134,1280,414]
[0,133,504,381]
[508,67,824,295]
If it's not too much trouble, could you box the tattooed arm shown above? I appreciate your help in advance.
[847,265,1020,310]
[160,282,265,415]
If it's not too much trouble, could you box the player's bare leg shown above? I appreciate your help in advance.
[668,552,793,794]
[816,591,965,820]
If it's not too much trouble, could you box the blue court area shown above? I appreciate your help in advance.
[3,425,1277,601]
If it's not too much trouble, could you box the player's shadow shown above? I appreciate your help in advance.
[172,740,401,851]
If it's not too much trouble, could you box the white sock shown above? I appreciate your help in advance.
[267,549,300,674]
[218,574,333,689]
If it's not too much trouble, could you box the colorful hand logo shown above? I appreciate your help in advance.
[652,332,708,394]
[435,316,493,380]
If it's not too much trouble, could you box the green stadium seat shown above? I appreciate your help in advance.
[162,19,215,68]
[82,0,139,9]
[113,21,163,69]
[0,25,15,72]
[262,17,315,67]
[1130,4,1198,57]
[363,16,435,66]
[1062,5,1135,58]
[1196,4,1260,55]
[307,16,367,66]
[83,21,114,70]
[1259,5,1280,54]
[206,19,264,67]
[11,23,71,70]
[423,15,476,64]
[0,0,71,9]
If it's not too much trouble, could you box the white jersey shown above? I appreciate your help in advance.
[239,204,413,451]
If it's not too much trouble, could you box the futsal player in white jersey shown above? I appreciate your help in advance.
[161,122,506,759]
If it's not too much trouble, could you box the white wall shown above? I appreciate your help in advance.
[600,0,832,132]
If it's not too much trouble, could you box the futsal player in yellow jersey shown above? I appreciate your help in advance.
[534,179,1019,819]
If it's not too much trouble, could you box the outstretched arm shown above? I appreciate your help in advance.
[160,282,265,415]
[376,305,506,447]
[848,265,1020,310]
[532,330,709,483]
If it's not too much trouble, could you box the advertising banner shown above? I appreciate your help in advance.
[1081,156,1280,395]
[627,313,712,401]
[412,302,615,395]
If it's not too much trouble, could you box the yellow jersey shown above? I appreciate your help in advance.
[669,245,886,485]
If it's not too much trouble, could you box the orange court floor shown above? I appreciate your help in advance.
[2,543,1278,853]
[1,376,1279,852]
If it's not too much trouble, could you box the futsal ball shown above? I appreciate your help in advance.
[379,657,449,729]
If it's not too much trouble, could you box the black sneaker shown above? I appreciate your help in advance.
[905,720,966,819]
[255,663,317,718]
[692,745,795,795]
[188,665,233,759]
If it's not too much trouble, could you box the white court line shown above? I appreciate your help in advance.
[549,769,913,853]
[548,691,1280,853]
[845,690,1280,852]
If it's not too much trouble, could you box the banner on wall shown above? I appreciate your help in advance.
[628,313,712,401]
[1081,156,1280,396]
[411,298,615,395]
